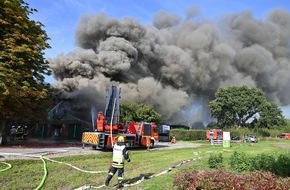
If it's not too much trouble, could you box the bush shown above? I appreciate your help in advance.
[227,127,253,137]
[170,127,290,141]
[254,127,271,137]
[227,126,289,139]
[272,153,290,177]
[208,153,223,169]
[169,129,206,141]
[229,151,253,172]
[253,127,282,137]
[253,153,275,171]
[173,170,290,190]
[229,151,290,177]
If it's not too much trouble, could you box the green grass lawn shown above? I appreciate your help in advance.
[0,139,289,190]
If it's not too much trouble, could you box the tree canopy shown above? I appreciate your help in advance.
[120,102,162,124]
[209,86,285,129]
[0,0,52,139]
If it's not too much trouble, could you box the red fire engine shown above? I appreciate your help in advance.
[206,129,223,141]
[82,85,159,149]
[280,133,290,139]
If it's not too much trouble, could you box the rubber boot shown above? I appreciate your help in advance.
[105,175,112,186]
[116,181,123,189]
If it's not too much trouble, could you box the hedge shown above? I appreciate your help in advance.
[169,129,206,141]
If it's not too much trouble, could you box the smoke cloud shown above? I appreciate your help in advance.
[49,8,290,126]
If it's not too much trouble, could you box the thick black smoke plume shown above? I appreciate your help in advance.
[49,8,290,126]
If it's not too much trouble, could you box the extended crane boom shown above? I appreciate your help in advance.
[96,85,124,133]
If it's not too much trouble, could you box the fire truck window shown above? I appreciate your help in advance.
[144,124,151,136]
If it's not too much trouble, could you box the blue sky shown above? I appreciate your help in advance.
[24,0,290,118]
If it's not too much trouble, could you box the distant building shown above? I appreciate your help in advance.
[33,101,92,141]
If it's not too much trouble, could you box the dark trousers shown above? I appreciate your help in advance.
[108,166,124,179]
[106,166,124,185]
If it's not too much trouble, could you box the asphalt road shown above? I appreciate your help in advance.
[0,138,201,160]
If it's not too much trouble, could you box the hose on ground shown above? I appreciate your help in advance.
[43,156,107,174]
[0,161,12,172]
[34,153,48,190]
[74,157,202,190]
[0,153,48,190]
[0,152,107,190]
[2,144,238,190]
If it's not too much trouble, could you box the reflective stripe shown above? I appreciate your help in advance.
[82,133,99,144]
[112,163,124,168]
[113,161,124,164]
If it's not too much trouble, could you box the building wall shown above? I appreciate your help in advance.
[33,120,93,141]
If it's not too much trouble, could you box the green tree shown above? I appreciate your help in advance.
[120,102,162,124]
[256,101,286,128]
[0,0,52,144]
[209,86,285,128]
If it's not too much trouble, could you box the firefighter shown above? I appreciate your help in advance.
[10,126,17,141]
[23,126,28,140]
[171,136,176,144]
[16,125,24,140]
[210,130,214,145]
[105,136,130,188]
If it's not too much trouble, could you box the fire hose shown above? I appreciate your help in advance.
[0,161,11,172]
[0,152,107,190]
[0,151,201,190]
[109,98,116,146]
[43,155,106,174]
[0,153,47,190]
[74,156,202,190]
[35,153,48,190]
[0,144,242,189]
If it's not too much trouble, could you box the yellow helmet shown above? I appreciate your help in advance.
[117,136,125,142]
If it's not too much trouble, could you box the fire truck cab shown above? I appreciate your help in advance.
[206,129,223,141]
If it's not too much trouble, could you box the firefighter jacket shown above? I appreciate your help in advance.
[112,143,130,168]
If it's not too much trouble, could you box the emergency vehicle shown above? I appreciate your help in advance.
[280,133,290,139]
[82,85,159,149]
[206,129,223,141]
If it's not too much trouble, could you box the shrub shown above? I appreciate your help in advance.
[208,153,223,169]
[227,127,253,138]
[229,151,290,177]
[227,126,289,139]
[229,151,254,172]
[253,127,282,137]
[173,170,290,190]
[254,127,271,137]
[253,153,275,171]
[272,153,290,177]
[170,129,206,141]
[269,129,285,137]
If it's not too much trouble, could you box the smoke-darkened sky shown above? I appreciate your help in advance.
[26,0,290,125]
